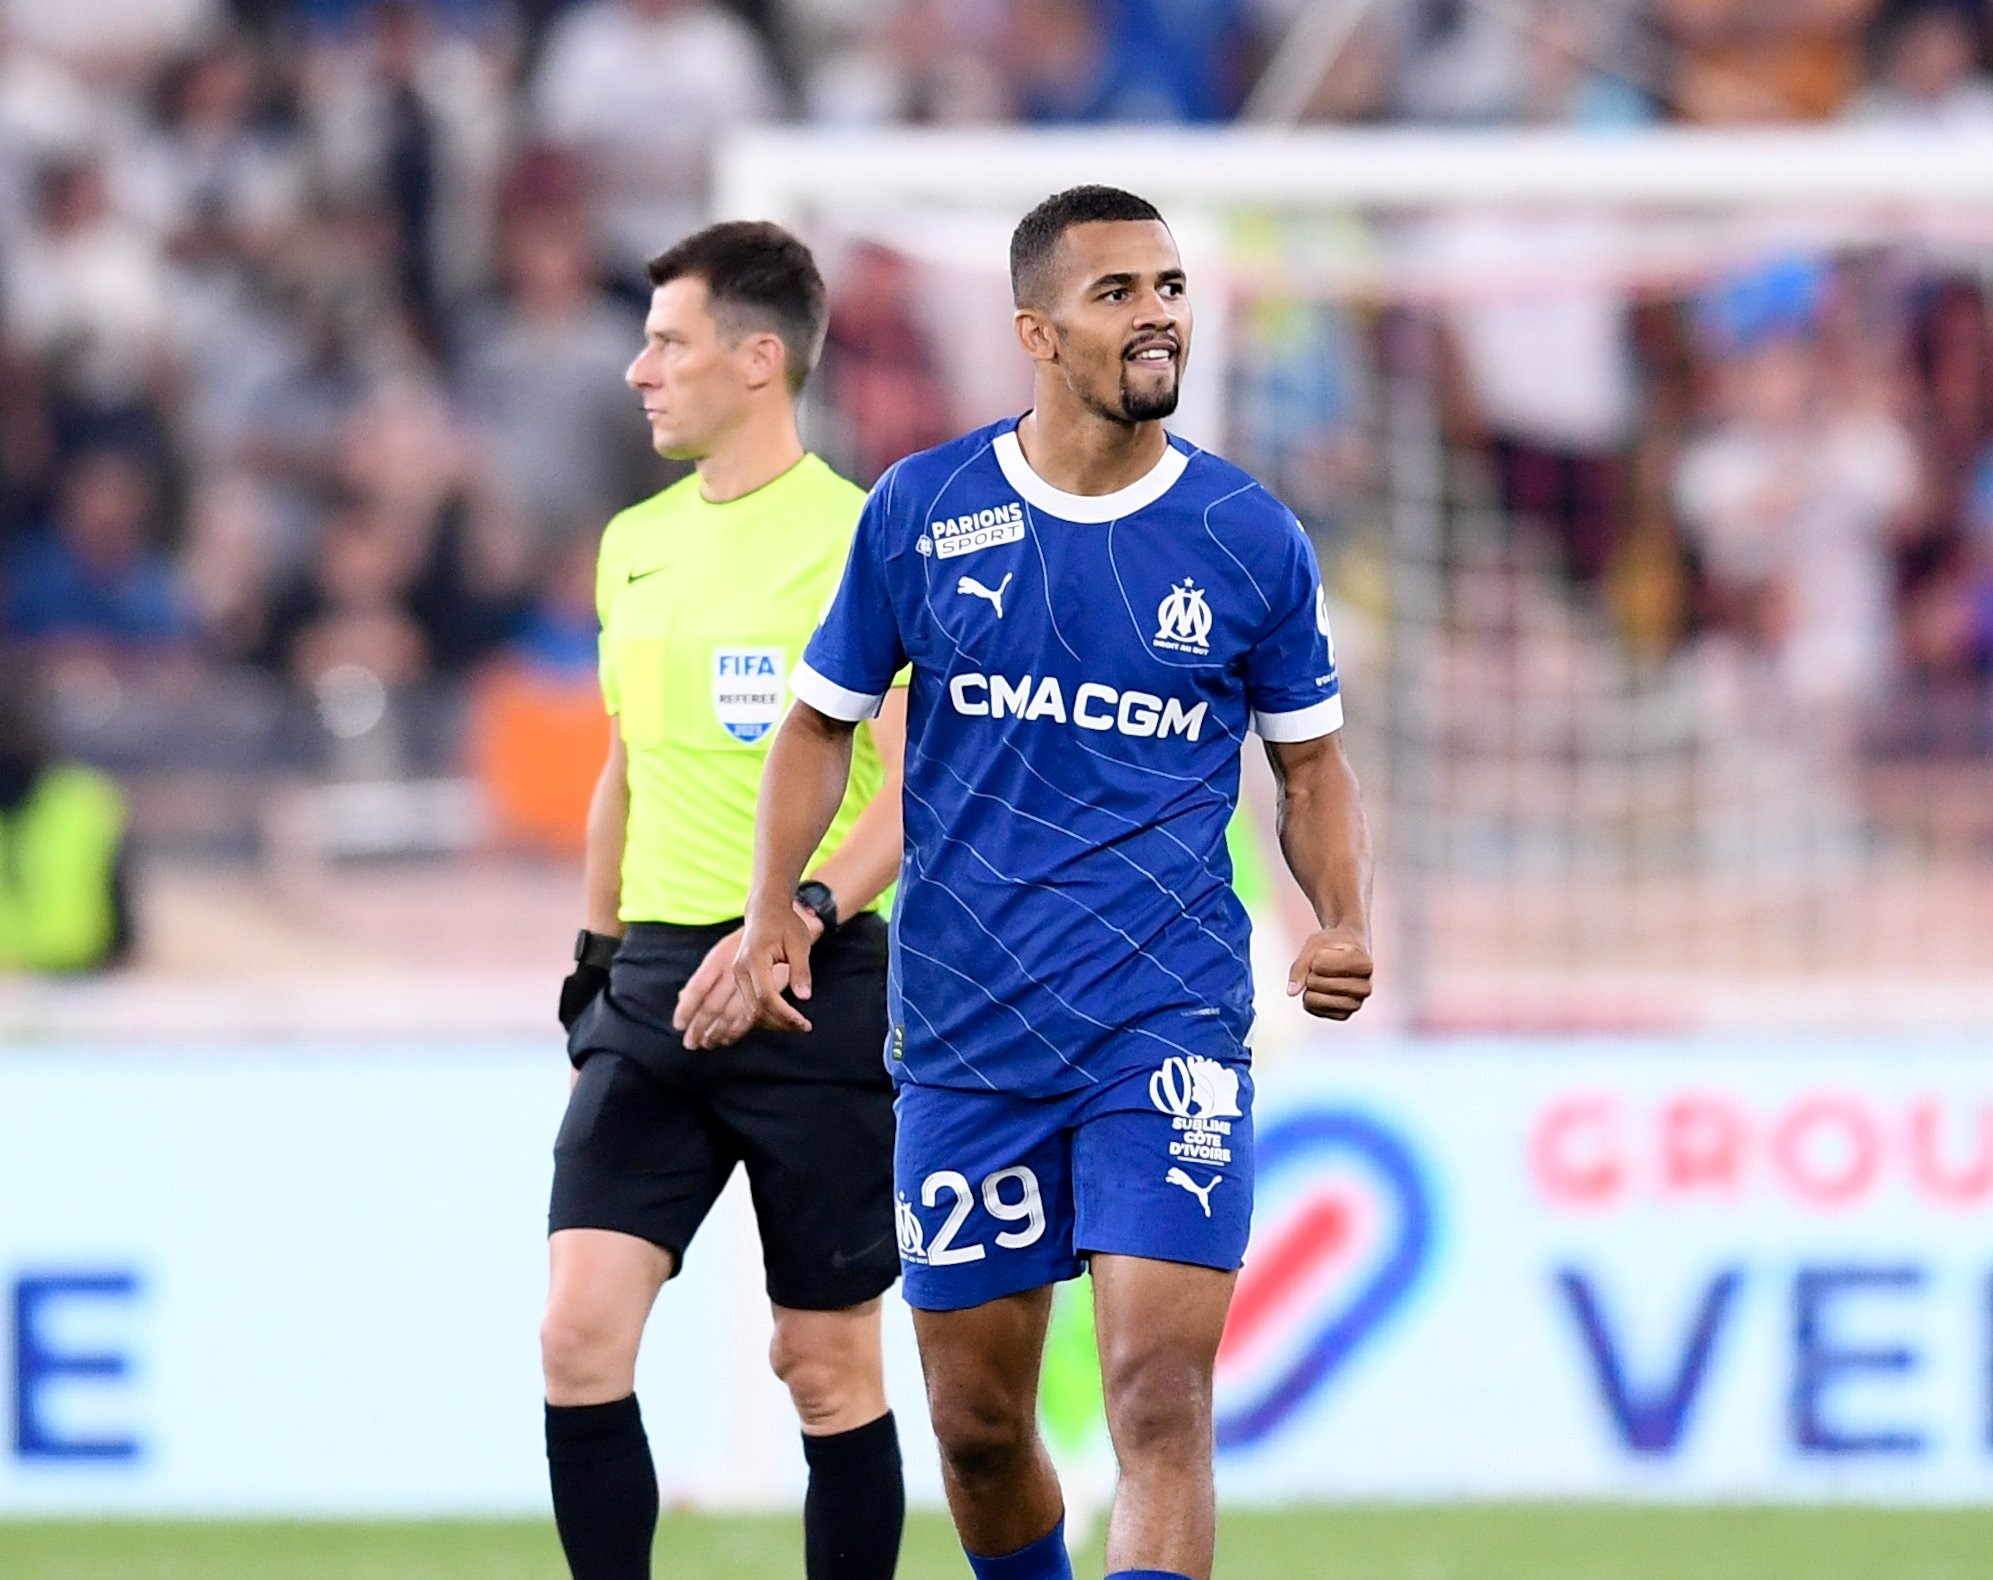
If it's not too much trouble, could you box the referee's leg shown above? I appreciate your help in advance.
[542,1050,732,1580]
[726,1065,905,1577]
[541,1229,672,1580]
[770,1298,889,1433]
[542,1230,674,1408]
[770,1296,903,1579]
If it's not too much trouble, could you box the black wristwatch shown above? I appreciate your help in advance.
[573,929,622,969]
[794,880,840,936]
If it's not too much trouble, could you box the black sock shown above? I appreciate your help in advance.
[802,1409,905,1580]
[546,1395,658,1580]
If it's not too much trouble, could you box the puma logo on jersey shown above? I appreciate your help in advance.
[956,572,1012,618]
[1166,1168,1220,1217]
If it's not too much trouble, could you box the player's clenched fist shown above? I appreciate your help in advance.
[1286,927,1373,1020]
[733,899,816,1034]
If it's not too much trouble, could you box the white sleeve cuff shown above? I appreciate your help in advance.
[791,659,886,722]
[1252,694,1344,742]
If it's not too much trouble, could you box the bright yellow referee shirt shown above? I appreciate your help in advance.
[596,454,892,926]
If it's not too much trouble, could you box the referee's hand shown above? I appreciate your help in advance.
[1287,926,1374,1021]
[673,926,763,1051]
[733,898,817,1034]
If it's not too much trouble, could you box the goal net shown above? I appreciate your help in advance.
[721,127,1993,1035]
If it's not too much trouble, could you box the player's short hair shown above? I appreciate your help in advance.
[1009,185,1168,308]
[645,221,828,393]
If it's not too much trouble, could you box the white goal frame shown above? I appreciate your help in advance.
[719,125,1993,218]
[721,126,1993,1032]
[718,123,1993,485]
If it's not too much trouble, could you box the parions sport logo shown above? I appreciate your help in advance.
[919,501,1025,560]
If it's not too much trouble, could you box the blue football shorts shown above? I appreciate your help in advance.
[892,1053,1255,1311]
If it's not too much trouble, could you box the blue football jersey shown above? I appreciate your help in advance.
[793,417,1342,1097]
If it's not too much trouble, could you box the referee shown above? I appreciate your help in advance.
[541,222,907,1580]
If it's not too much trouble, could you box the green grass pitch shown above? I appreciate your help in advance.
[3,1507,1990,1580]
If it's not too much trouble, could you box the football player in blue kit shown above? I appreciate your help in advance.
[737,186,1374,1580]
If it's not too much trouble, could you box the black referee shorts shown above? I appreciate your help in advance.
[549,914,897,1312]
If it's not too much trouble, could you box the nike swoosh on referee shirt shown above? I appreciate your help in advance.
[830,1233,892,1269]
[626,564,667,584]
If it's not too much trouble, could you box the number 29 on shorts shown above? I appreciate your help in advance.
[897,1166,1045,1266]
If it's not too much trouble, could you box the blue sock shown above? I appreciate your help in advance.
[965,1517,1073,1580]
[1106,1572,1195,1580]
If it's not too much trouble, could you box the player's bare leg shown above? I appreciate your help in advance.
[1091,1253,1237,1580]
[542,1228,674,1403]
[913,1286,1066,1558]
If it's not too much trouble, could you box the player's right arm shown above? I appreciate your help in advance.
[735,701,861,1033]
[736,475,908,1032]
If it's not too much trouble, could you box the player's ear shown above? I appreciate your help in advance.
[1013,306,1058,366]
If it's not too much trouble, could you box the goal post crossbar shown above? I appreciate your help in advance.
[719,126,1993,223]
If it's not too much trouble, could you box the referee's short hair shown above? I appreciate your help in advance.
[646,221,828,393]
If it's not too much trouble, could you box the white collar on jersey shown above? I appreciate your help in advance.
[992,423,1189,524]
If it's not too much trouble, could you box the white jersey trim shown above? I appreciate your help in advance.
[1252,694,1344,742]
[993,425,1190,523]
[791,660,884,722]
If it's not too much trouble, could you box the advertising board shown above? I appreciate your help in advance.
[4,1041,1988,1513]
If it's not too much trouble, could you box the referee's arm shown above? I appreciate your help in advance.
[557,723,630,1056]
[675,688,907,1048]
[584,722,630,937]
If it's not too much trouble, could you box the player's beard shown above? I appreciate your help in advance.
[1078,374,1178,426]
[1091,351,1182,423]
[1117,374,1180,422]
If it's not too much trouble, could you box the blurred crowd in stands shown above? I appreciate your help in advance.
[1,0,1990,797]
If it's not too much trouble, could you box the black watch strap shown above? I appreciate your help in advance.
[794,880,840,934]
[573,929,621,970]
